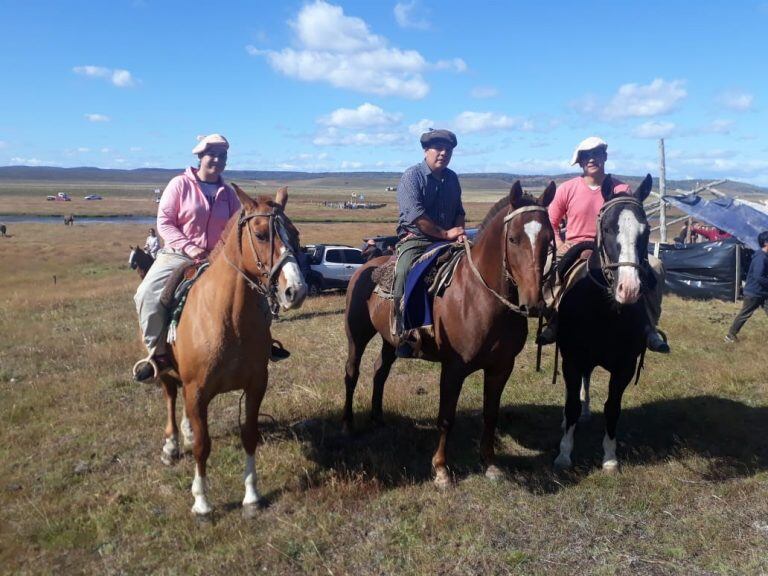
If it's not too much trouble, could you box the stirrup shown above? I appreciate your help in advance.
[133,356,159,382]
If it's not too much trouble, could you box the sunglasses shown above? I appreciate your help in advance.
[204,150,228,160]
[579,149,606,162]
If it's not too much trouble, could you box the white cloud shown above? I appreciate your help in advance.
[84,113,110,122]
[703,119,734,134]
[340,160,363,169]
[394,1,429,29]
[100,147,111,153]
[130,146,143,152]
[248,1,459,99]
[470,86,498,99]
[10,157,44,166]
[319,103,402,128]
[73,65,136,88]
[0,141,7,149]
[632,121,676,139]
[409,119,434,136]
[454,111,534,134]
[601,78,687,119]
[77,147,91,153]
[313,128,408,146]
[718,90,754,111]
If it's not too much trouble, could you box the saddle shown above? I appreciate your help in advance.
[372,242,464,300]
[160,262,209,343]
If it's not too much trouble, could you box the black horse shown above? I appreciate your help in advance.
[128,245,154,280]
[554,174,654,471]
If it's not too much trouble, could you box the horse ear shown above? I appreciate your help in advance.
[231,182,255,207]
[634,174,653,203]
[275,186,288,209]
[539,181,556,207]
[600,174,614,202]
[508,181,523,207]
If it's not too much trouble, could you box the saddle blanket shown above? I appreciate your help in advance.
[402,241,454,332]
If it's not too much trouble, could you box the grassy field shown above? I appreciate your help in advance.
[1,195,768,575]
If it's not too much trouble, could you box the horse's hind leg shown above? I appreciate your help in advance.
[160,378,180,465]
[555,358,583,470]
[241,378,267,516]
[432,362,466,489]
[342,309,376,434]
[602,365,634,472]
[185,388,213,516]
[371,340,396,425]
[480,365,513,481]
[180,386,194,449]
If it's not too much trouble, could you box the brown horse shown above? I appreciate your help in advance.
[343,181,556,487]
[127,246,154,279]
[158,184,307,516]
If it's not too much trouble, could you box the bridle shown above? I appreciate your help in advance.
[464,204,555,317]
[595,195,647,289]
[223,207,299,315]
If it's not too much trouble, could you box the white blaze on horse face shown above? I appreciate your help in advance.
[615,209,644,304]
[277,246,307,309]
[524,220,542,257]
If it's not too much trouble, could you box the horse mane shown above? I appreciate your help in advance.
[476,190,539,238]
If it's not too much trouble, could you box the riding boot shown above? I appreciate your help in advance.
[645,327,670,353]
[133,354,172,383]
[270,339,291,362]
[535,311,558,346]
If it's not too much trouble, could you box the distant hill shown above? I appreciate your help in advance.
[0,165,765,197]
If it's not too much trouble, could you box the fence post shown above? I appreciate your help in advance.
[658,139,667,243]
[734,243,741,303]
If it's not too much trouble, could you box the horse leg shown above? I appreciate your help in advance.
[185,389,213,516]
[602,365,634,472]
[480,365,513,481]
[371,340,396,425]
[180,386,194,450]
[342,321,376,434]
[579,370,593,423]
[160,379,180,465]
[555,358,583,470]
[431,364,465,489]
[241,380,267,516]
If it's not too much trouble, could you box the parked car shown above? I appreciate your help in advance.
[55,192,71,201]
[303,244,364,295]
[84,194,103,200]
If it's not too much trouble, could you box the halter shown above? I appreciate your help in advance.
[595,195,646,289]
[465,204,554,316]
[223,207,298,315]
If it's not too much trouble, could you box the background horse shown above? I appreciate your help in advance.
[343,182,556,487]
[63,215,74,226]
[554,174,654,471]
[127,246,154,279]
[158,184,306,516]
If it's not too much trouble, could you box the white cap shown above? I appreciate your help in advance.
[192,133,229,155]
[570,136,607,165]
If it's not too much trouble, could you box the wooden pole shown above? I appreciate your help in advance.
[659,139,667,243]
[734,243,741,303]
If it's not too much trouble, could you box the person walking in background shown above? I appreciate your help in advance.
[725,231,768,342]
[144,227,161,259]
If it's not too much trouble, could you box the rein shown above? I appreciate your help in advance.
[595,196,646,289]
[464,204,553,317]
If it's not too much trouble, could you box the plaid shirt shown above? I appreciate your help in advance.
[396,161,465,237]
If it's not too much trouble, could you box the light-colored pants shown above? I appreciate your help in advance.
[134,249,193,356]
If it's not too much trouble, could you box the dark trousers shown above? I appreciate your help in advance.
[728,295,768,337]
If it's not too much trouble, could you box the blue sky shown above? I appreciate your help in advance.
[2,0,767,185]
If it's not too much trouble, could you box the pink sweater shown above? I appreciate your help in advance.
[157,167,241,258]
[548,176,630,246]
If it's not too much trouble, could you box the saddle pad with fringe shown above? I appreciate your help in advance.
[402,242,455,331]
[160,263,209,343]
[372,258,396,298]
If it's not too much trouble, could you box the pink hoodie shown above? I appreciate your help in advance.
[548,176,630,247]
[157,167,241,258]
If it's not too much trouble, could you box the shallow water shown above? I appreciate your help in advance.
[0,214,156,225]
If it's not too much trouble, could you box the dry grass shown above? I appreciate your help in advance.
[1,209,767,575]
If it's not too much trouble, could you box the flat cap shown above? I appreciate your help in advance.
[192,133,230,155]
[420,129,458,149]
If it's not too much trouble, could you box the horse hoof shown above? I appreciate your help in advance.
[433,469,453,490]
[554,454,572,470]
[485,465,505,482]
[160,451,177,466]
[191,502,213,517]
[602,460,619,473]
[242,503,260,519]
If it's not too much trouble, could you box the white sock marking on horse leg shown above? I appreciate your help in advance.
[579,379,591,421]
[555,424,575,468]
[242,454,260,507]
[181,412,194,449]
[162,435,179,458]
[602,433,618,470]
[191,465,212,515]
[524,221,542,257]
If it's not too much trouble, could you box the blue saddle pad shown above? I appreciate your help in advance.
[402,242,452,331]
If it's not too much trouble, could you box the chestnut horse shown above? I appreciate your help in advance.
[554,174,654,471]
[343,182,556,487]
[158,184,306,516]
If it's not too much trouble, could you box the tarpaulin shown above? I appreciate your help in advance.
[665,194,768,251]
[651,239,743,301]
